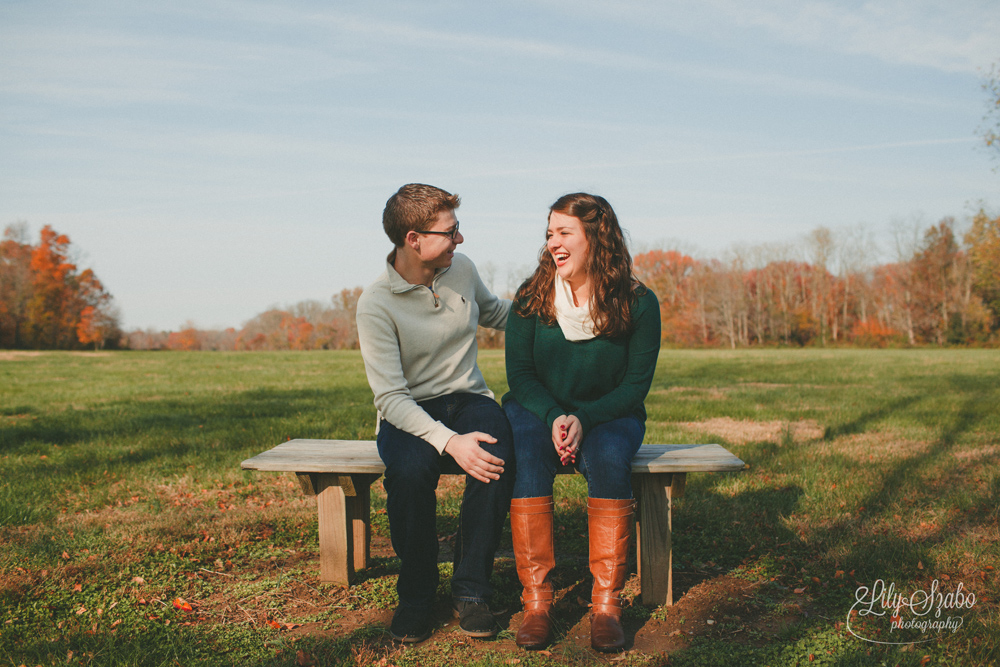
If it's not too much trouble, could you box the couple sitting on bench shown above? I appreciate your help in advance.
[355,183,661,652]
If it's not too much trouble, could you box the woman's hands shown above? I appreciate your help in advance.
[552,414,582,465]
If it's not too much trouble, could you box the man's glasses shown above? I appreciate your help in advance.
[419,220,460,241]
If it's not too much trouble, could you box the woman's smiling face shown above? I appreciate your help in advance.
[546,210,589,288]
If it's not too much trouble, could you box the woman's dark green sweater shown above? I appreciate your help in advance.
[502,287,661,437]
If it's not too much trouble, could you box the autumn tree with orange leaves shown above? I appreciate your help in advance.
[0,223,121,349]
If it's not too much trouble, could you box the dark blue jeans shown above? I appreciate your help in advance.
[376,393,514,610]
[503,398,644,500]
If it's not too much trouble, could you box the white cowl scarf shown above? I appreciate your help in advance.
[554,274,596,341]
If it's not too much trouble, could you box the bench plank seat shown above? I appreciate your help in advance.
[242,439,744,606]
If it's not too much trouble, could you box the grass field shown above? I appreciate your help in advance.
[1,349,998,666]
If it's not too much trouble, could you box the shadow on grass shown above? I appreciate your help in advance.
[5,622,396,667]
[665,376,1000,663]
[1,384,379,526]
[1,385,372,454]
[809,385,998,582]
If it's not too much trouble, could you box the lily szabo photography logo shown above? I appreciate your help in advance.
[847,579,976,645]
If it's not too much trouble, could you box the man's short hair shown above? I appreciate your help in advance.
[382,183,461,247]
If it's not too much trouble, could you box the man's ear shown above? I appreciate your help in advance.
[405,230,421,251]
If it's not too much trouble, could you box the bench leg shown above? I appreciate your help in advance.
[302,473,381,585]
[634,472,686,606]
[314,474,354,585]
[348,474,381,573]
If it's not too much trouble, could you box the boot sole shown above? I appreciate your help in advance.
[592,642,626,653]
[459,627,498,638]
[389,629,432,644]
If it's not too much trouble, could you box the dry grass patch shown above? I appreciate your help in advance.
[654,386,730,401]
[676,418,824,445]
[0,351,44,361]
[953,445,1000,461]
[803,432,933,461]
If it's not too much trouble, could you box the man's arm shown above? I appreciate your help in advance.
[470,259,511,330]
[356,305,458,453]
[357,293,507,483]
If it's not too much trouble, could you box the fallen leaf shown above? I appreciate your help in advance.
[811,577,821,584]
[794,587,806,594]
[72,584,82,592]
[920,656,932,666]
[75,607,86,615]
[835,570,844,578]
[941,574,951,581]
[918,561,924,570]
[284,623,302,630]
[808,654,815,662]
[132,576,145,585]
[61,552,70,560]
[295,650,316,667]
[267,619,283,630]
[173,598,193,612]
[539,650,552,656]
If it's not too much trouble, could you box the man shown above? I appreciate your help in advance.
[356,183,514,643]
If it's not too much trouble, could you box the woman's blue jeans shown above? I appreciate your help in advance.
[503,398,644,500]
[376,393,514,611]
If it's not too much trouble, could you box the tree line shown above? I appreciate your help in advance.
[124,210,1000,351]
[3,212,998,351]
[1,223,122,350]
[634,211,999,348]
[125,288,364,351]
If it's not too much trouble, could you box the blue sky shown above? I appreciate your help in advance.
[2,0,998,331]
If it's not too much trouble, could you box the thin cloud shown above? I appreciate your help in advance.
[0,2,967,113]
[541,0,999,74]
[461,137,980,178]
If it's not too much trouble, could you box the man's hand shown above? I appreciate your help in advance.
[444,432,506,484]
[551,414,582,465]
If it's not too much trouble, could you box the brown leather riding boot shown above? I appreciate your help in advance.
[510,496,555,650]
[587,497,635,653]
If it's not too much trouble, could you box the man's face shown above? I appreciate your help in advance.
[416,209,464,269]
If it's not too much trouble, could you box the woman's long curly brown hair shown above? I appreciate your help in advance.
[514,192,643,339]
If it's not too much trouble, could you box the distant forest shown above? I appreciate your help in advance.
[2,211,999,351]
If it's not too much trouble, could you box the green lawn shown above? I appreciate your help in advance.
[1,349,998,666]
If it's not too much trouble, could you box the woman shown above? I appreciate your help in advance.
[503,193,661,652]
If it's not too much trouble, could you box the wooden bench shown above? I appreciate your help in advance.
[241,439,744,607]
